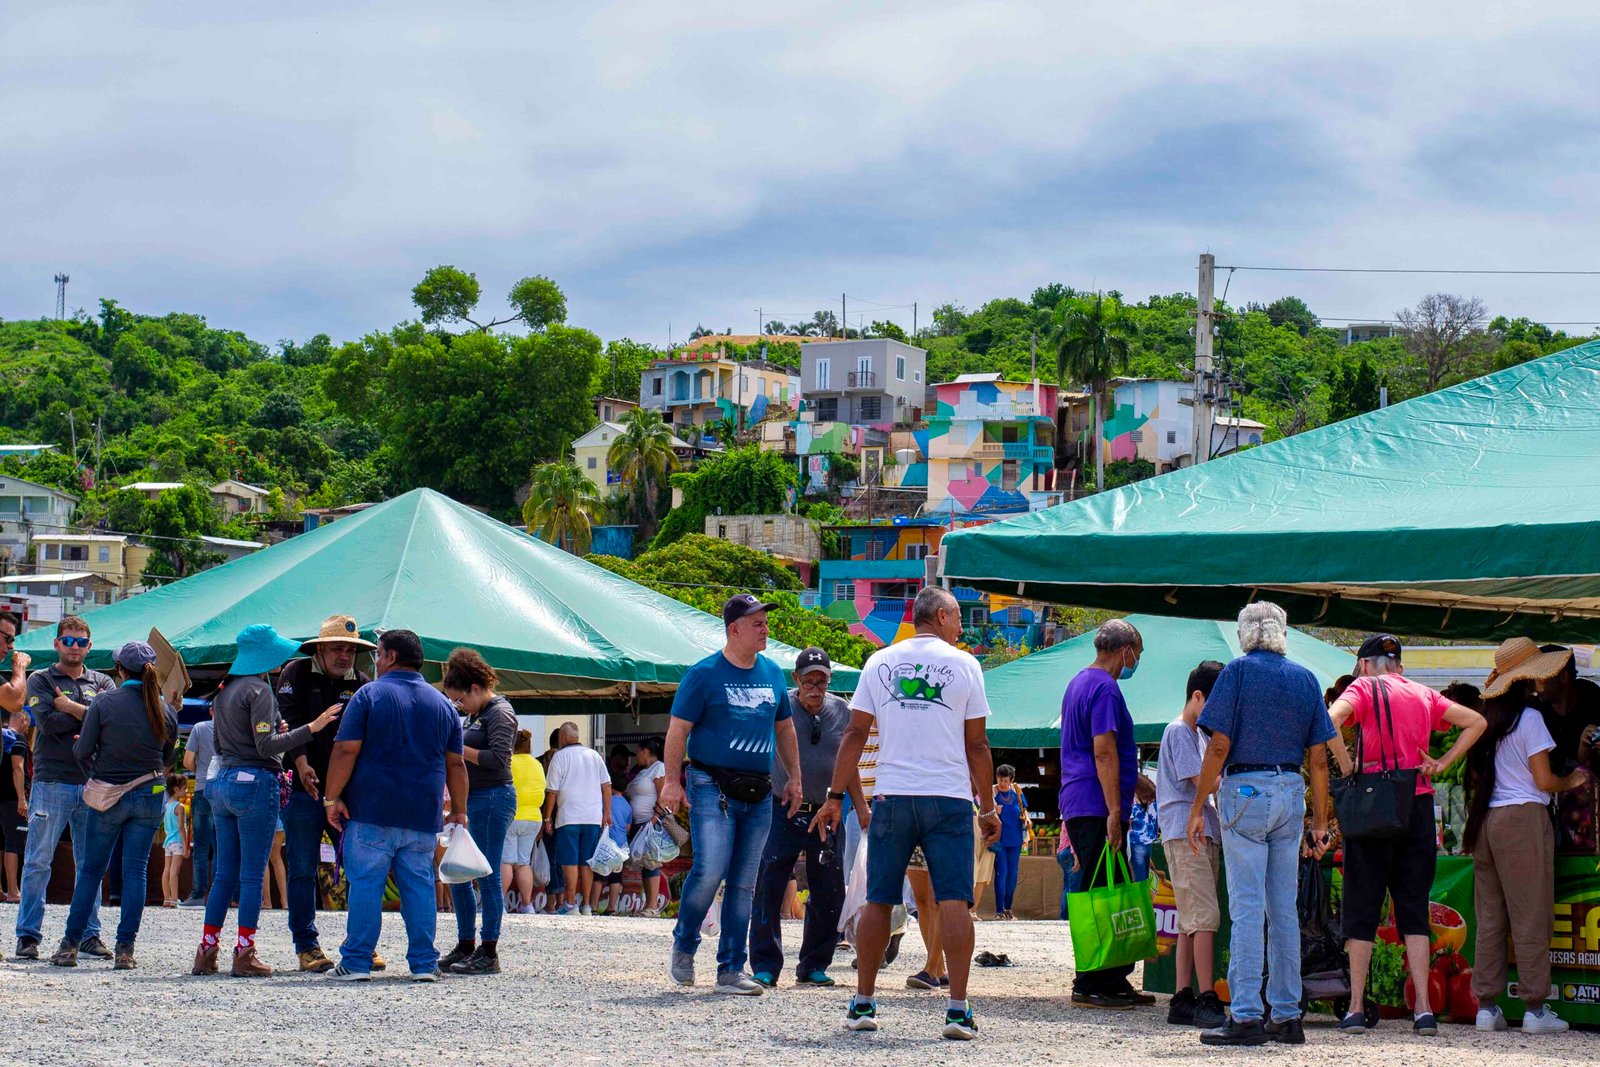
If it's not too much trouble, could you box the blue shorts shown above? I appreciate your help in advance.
[866,795,975,906]
[552,823,601,868]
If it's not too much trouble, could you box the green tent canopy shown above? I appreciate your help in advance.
[983,614,1356,748]
[17,488,858,698]
[942,341,1600,641]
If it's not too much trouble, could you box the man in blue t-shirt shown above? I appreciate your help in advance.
[661,593,801,995]
[323,629,465,981]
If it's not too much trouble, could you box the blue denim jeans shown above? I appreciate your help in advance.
[204,767,281,933]
[189,789,215,899]
[15,780,100,944]
[283,790,336,951]
[65,784,162,946]
[994,844,1023,913]
[1218,770,1305,1023]
[672,768,772,974]
[749,798,846,979]
[452,784,517,943]
[340,819,439,975]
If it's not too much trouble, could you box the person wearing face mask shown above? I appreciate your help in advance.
[1057,618,1146,1010]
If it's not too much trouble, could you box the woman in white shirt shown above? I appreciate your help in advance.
[626,739,668,916]
[1464,640,1589,1035]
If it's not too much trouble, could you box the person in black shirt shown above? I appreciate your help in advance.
[1535,646,1600,775]
[438,648,517,975]
[274,615,373,973]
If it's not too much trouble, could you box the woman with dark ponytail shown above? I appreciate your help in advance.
[1464,638,1589,1034]
[50,642,178,970]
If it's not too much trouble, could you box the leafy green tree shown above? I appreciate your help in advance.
[593,338,659,402]
[652,446,796,548]
[252,391,304,430]
[1051,293,1135,491]
[1258,296,1319,336]
[607,409,680,538]
[412,266,569,333]
[1492,339,1543,371]
[868,320,908,342]
[1101,457,1156,489]
[522,461,601,554]
[142,485,226,579]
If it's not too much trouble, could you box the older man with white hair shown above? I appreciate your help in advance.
[1188,602,1335,1047]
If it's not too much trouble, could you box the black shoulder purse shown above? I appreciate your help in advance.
[1330,678,1416,840]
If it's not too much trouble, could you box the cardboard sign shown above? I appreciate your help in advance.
[148,627,190,704]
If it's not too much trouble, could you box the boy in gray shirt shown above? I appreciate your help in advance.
[1155,660,1226,1028]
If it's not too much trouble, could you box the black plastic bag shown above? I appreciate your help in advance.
[1297,856,1345,978]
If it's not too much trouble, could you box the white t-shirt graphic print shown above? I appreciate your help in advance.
[850,634,991,800]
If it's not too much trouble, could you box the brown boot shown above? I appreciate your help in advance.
[231,945,273,978]
[192,942,219,975]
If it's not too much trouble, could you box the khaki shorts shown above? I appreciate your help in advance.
[1167,841,1222,934]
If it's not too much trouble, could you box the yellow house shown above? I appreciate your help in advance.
[572,422,690,494]
[31,534,155,593]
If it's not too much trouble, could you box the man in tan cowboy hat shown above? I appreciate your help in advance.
[1528,643,1600,775]
[275,615,376,972]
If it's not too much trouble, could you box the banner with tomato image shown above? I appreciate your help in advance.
[1359,858,1476,1020]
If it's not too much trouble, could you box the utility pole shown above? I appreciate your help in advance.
[841,293,847,339]
[757,307,762,341]
[1191,253,1217,466]
[913,302,918,339]
[54,273,69,320]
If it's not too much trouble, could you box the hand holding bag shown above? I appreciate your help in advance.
[437,822,493,884]
[1330,678,1416,840]
[1066,844,1158,971]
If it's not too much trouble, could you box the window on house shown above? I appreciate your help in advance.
[857,356,872,377]
[586,457,597,469]
[1166,430,1177,445]
[1001,460,1019,491]
[1130,429,1144,443]
[834,581,854,600]
[762,519,775,539]
[45,544,59,560]
[914,370,922,383]
[66,546,87,562]
[816,359,830,390]
[717,524,727,538]
[896,355,906,380]
[962,604,986,627]
[98,547,110,563]
[859,396,882,420]
[866,539,885,561]
[905,543,929,561]
[1006,605,1024,625]
[49,585,60,596]
[815,397,838,421]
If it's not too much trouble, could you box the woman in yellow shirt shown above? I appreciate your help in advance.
[504,730,547,913]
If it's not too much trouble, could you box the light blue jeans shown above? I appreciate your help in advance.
[672,768,771,974]
[1218,770,1305,1023]
[340,819,440,975]
[15,780,101,944]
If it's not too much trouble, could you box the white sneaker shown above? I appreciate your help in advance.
[1476,1006,1506,1031]
[1523,1004,1569,1033]
[555,902,578,915]
[580,904,593,916]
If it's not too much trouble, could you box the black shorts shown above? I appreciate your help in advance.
[1,809,25,855]
[1340,798,1436,941]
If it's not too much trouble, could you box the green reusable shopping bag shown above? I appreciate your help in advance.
[1067,845,1157,971]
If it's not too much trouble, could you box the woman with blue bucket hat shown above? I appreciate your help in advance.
[191,625,340,978]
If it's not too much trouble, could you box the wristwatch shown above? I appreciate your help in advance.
[827,790,847,801]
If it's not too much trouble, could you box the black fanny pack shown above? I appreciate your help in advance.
[695,762,772,804]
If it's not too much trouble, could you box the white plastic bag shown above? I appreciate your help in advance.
[702,882,725,937]
[588,833,629,876]
[630,818,680,870]
[838,838,869,938]
[438,823,492,884]
[530,836,551,887]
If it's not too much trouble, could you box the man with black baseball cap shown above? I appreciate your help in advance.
[661,593,802,994]
[748,647,863,989]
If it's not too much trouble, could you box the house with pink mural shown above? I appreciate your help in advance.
[1100,379,1266,473]
[924,374,1061,515]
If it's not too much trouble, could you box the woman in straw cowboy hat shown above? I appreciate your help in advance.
[1463,638,1589,1035]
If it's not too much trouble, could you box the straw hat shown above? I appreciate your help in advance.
[1481,637,1572,699]
[299,614,377,653]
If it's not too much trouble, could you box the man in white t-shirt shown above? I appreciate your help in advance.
[542,722,612,915]
[812,586,999,1041]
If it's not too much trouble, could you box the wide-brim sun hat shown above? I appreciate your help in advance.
[229,624,305,676]
[298,614,376,653]
[1481,637,1573,699]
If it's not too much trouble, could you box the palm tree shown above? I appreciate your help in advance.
[607,409,680,536]
[1051,293,1135,492]
[706,414,739,449]
[522,461,602,554]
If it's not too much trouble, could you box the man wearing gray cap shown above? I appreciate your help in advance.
[748,647,863,989]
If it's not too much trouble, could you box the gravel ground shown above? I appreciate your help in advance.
[0,904,1590,1065]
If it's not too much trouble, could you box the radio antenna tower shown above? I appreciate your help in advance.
[54,273,70,319]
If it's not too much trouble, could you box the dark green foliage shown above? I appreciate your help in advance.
[652,446,797,549]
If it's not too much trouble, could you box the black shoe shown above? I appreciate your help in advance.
[15,936,40,960]
[1340,1010,1375,1034]
[78,935,113,959]
[438,943,475,971]
[1071,990,1134,1010]
[1193,991,1227,1029]
[449,949,500,975]
[1168,987,1197,1025]
[1265,1018,1304,1044]
[1413,1012,1438,1037]
[1201,1017,1269,1046]
[884,931,903,966]
[1112,983,1157,1006]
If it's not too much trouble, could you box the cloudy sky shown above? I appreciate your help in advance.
[4,2,1598,348]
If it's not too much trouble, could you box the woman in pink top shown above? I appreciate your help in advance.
[1326,633,1485,1036]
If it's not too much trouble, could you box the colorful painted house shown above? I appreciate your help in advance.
[817,521,1045,651]
[924,374,1059,515]
[1101,379,1266,473]
[640,355,799,431]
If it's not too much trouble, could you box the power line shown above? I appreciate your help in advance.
[1220,265,1600,276]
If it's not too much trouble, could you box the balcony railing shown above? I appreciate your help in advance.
[847,371,876,388]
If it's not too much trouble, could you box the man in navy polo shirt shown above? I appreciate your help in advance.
[322,629,466,981]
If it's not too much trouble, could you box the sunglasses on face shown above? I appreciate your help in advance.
[58,636,91,649]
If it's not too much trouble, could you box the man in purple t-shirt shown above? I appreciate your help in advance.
[1057,619,1144,1010]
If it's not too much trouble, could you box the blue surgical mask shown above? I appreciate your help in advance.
[1119,656,1139,681]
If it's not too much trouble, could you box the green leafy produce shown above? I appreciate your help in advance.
[1366,940,1407,1006]
[1431,727,1466,785]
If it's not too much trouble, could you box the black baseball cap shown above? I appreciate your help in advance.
[722,593,780,628]
[795,647,831,677]
[1356,633,1403,660]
